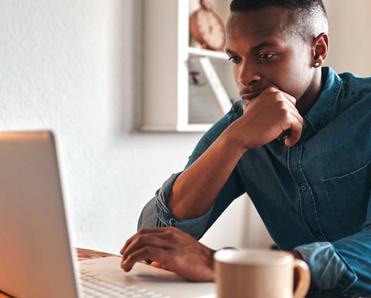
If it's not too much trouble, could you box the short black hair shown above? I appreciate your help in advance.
[230,0,328,41]
[230,0,327,14]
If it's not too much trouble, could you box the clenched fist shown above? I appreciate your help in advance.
[226,87,304,149]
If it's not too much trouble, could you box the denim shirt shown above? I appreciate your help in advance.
[138,67,371,297]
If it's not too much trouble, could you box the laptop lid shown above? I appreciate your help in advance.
[0,131,80,298]
[0,131,216,298]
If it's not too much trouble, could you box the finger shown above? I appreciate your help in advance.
[120,227,172,255]
[287,107,304,126]
[150,261,163,268]
[285,117,303,147]
[280,90,297,106]
[276,100,303,128]
[120,234,137,255]
[262,87,297,106]
[121,247,168,272]
[268,85,297,106]
[277,129,291,141]
[122,234,172,260]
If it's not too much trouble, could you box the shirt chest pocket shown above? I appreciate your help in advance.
[322,161,371,235]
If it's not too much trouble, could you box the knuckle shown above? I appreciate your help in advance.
[128,239,138,250]
[265,86,278,93]
[272,93,283,103]
[278,101,286,110]
[136,235,146,245]
[284,110,291,118]
[166,230,175,239]
[138,228,148,235]
[277,92,286,101]
[126,254,134,263]
[166,226,177,233]
[127,254,138,264]
[142,247,151,255]
[288,94,297,103]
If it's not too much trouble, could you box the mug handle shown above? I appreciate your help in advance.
[293,259,311,298]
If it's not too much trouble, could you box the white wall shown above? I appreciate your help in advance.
[324,0,371,76]
[0,0,199,253]
[1,0,369,255]
[0,0,253,254]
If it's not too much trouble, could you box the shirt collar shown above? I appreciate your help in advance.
[304,66,343,132]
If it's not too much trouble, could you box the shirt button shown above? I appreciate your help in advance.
[300,185,307,192]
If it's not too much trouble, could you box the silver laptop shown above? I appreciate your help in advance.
[0,131,215,298]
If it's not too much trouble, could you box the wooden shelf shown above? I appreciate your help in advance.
[141,0,235,133]
[188,47,229,60]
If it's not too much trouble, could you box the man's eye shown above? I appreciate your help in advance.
[257,53,277,62]
[228,55,241,64]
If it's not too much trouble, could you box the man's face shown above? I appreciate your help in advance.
[226,7,314,106]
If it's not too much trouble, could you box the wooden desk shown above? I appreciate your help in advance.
[0,248,115,298]
[2,250,366,298]
[76,247,116,261]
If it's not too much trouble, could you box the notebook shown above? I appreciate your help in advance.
[0,131,215,298]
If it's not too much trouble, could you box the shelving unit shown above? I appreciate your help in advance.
[141,0,237,132]
[188,47,229,60]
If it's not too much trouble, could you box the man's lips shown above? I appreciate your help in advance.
[240,91,262,100]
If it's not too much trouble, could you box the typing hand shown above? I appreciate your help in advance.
[120,227,215,282]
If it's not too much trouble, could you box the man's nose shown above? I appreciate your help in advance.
[237,62,261,87]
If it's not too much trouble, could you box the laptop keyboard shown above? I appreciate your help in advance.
[80,269,170,298]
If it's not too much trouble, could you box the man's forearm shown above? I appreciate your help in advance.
[168,87,303,220]
[168,128,246,220]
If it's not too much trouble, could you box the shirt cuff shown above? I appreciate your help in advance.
[295,242,358,292]
[155,173,213,239]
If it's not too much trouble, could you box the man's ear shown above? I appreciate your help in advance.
[311,33,329,68]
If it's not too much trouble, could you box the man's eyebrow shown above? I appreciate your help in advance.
[226,41,279,56]
[250,41,278,52]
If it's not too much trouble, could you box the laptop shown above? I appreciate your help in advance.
[0,131,215,298]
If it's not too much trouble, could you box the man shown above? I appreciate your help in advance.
[121,0,371,296]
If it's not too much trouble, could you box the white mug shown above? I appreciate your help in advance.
[214,249,311,298]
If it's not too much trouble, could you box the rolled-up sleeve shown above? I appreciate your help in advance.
[295,189,371,296]
[137,172,214,239]
[295,242,357,292]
